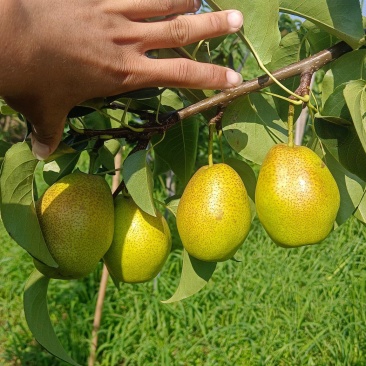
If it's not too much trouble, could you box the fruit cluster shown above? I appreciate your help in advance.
[35,143,340,283]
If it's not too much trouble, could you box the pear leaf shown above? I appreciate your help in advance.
[166,197,180,217]
[0,142,57,267]
[153,117,199,187]
[314,119,366,182]
[161,249,216,303]
[225,158,257,219]
[343,80,366,153]
[322,147,365,227]
[43,152,81,186]
[0,140,12,166]
[222,94,287,165]
[322,50,366,104]
[318,83,352,126]
[24,269,80,366]
[206,0,281,65]
[279,0,364,49]
[122,150,156,216]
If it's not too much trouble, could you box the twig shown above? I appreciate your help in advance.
[88,150,122,366]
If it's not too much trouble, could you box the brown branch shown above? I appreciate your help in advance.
[70,40,353,140]
[178,40,352,119]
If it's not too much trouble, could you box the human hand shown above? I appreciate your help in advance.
[0,0,243,159]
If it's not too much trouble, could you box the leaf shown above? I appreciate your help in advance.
[344,80,366,153]
[225,158,257,218]
[222,93,287,165]
[0,143,56,266]
[0,140,12,166]
[302,20,338,54]
[165,197,180,217]
[24,269,80,366]
[43,153,81,186]
[322,146,365,227]
[322,50,366,104]
[122,150,156,216]
[279,0,364,49]
[267,31,305,122]
[314,119,366,182]
[316,83,352,126]
[96,139,121,173]
[153,117,199,187]
[161,250,216,303]
[206,0,281,65]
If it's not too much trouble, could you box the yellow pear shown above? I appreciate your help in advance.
[176,163,251,262]
[255,144,340,247]
[35,171,114,279]
[104,195,172,284]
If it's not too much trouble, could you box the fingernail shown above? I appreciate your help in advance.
[32,140,51,161]
[226,70,243,87]
[194,0,201,11]
[227,10,243,30]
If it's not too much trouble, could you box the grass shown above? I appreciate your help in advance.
[1,215,366,365]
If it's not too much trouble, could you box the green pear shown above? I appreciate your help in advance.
[35,171,114,279]
[176,163,251,262]
[104,195,172,284]
[255,144,340,247]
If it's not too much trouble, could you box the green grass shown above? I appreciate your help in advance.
[1,216,366,365]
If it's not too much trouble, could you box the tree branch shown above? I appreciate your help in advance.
[70,40,352,141]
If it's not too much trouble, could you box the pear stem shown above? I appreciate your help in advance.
[288,103,295,148]
[208,122,215,167]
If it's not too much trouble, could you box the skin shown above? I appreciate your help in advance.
[0,0,243,159]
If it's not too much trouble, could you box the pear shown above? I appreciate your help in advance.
[176,163,251,262]
[104,195,172,284]
[35,171,114,279]
[255,144,340,247]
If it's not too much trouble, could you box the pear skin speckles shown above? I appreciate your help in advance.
[36,172,114,279]
[104,196,172,284]
[255,144,340,247]
[176,163,251,262]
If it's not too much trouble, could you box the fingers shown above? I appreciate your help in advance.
[30,116,67,160]
[139,57,243,90]
[138,10,243,50]
[113,0,201,21]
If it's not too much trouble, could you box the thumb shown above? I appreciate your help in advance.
[29,116,67,160]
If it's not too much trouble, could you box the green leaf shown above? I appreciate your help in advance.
[122,150,156,216]
[161,250,216,303]
[354,190,366,224]
[344,80,366,153]
[24,269,80,366]
[318,83,352,125]
[0,143,57,267]
[315,119,366,182]
[43,153,81,186]
[96,139,121,173]
[225,158,257,218]
[323,146,365,227]
[322,50,366,104]
[222,93,287,165]
[165,197,180,217]
[279,0,364,49]
[0,140,12,166]
[206,0,281,65]
[302,20,338,54]
[153,117,199,187]
[267,31,305,122]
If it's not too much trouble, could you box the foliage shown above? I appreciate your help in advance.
[0,0,366,364]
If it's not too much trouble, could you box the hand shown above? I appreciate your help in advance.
[0,0,243,159]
